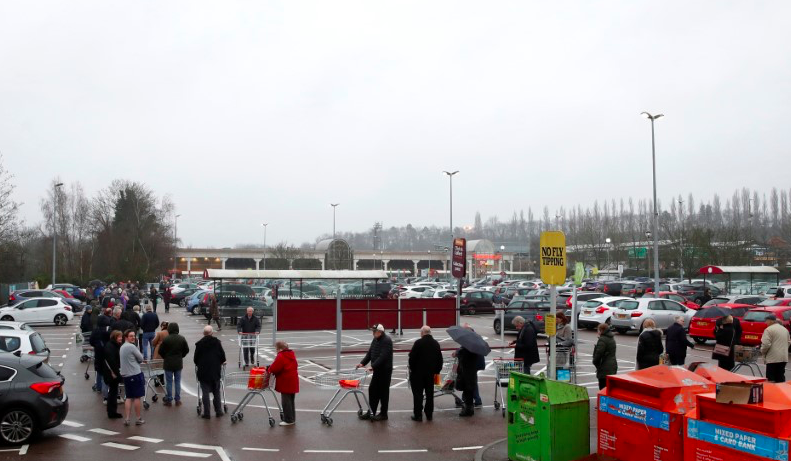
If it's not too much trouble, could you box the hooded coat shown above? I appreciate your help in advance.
[193,335,226,382]
[268,349,299,394]
[592,327,618,379]
[159,322,189,371]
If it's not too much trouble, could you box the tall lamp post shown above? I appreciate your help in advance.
[642,111,663,296]
[174,214,181,273]
[330,203,339,239]
[678,199,684,281]
[605,238,611,273]
[51,182,64,286]
[261,223,268,270]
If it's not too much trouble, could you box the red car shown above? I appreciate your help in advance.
[641,292,699,310]
[53,289,75,299]
[757,298,791,308]
[740,306,791,346]
[688,303,751,344]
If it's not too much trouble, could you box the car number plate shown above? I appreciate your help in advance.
[697,322,708,326]
[617,314,627,319]
[583,310,592,315]
[744,335,758,340]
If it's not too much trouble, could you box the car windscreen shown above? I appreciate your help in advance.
[28,359,58,379]
[743,311,772,322]
[617,301,639,310]
[621,284,636,290]
[704,297,729,307]
[758,300,783,307]
[583,300,603,308]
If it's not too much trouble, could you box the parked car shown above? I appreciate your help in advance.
[9,290,76,307]
[251,286,274,306]
[610,298,693,334]
[601,282,625,296]
[657,283,684,293]
[187,290,211,315]
[0,321,34,331]
[581,281,601,292]
[621,282,652,297]
[740,306,791,346]
[687,304,751,344]
[50,290,84,313]
[169,283,198,296]
[0,354,68,444]
[420,289,456,299]
[565,292,606,309]
[0,298,74,326]
[174,288,202,307]
[0,329,50,360]
[677,284,723,305]
[703,295,766,307]
[757,298,791,308]
[641,292,699,310]
[460,290,496,315]
[493,300,552,334]
[577,297,632,329]
[49,284,86,301]
[398,286,432,299]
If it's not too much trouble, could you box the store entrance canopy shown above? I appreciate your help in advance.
[698,265,779,295]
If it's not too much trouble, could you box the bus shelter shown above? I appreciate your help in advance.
[698,265,780,295]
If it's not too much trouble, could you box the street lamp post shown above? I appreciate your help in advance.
[500,245,505,275]
[261,223,268,270]
[51,182,64,286]
[174,214,181,273]
[330,204,339,239]
[642,112,663,296]
[605,238,611,273]
[427,250,431,279]
[678,199,684,281]
[443,171,459,242]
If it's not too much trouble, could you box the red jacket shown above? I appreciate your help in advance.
[268,349,299,394]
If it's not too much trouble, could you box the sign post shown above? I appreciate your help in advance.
[540,231,567,380]
[452,238,467,327]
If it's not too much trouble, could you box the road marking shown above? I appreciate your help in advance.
[89,428,120,435]
[59,434,91,442]
[242,448,280,452]
[304,450,354,454]
[453,446,484,451]
[19,445,29,455]
[103,442,140,451]
[177,444,219,450]
[155,450,212,458]
[61,420,84,427]
[378,449,429,453]
[128,436,164,443]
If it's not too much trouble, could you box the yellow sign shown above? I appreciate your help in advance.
[545,314,556,336]
[540,231,567,285]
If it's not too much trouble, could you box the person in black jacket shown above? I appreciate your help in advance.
[80,305,93,333]
[103,330,124,419]
[236,307,261,367]
[141,305,160,361]
[408,325,444,422]
[510,316,540,373]
[89,311,109,394]
[636,319,664,369]
[357,324,393,421]
[713,315,737,370]
[194,325,227,418]
[110,307,134,335]
[455,346,480,417]
[665,316,695,366]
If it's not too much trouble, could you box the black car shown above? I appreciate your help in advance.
[493,300,552,334]
[173,288,201,307]
[601,282,624,296]
[0,354,68,444]
[460,290,496,315]
[677,284,723,305]
[51,284,87,302]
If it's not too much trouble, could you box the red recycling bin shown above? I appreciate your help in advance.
[597,365,714,461]
[690,362,766,384]
[684,383,791,461]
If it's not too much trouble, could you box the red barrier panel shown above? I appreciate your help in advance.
[276,298,457,331]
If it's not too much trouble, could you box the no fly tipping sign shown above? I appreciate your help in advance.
[540,231,566,285]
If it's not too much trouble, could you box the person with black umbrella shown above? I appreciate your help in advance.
[446,325,491,418]
[357,324,393,421]
[408,325,443,422]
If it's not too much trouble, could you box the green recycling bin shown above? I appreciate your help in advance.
[507,372,590,461]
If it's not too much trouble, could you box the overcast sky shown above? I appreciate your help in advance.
[2,1,789,248]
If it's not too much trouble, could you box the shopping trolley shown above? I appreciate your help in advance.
[142,359,165,410]
[492,358,523,416]
[732,345,763,377]
[225,369,283,426]
[545,344,576,383]
[195,364,228,416]
[77,332,94,380]
[314,369,372,426]
[433,357,463,407]
[237,333,260,368]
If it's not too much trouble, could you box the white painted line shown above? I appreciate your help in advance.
[155,450,212,458]
[59,434,91,442]
[102,442,140,451]
[452,446,484,451]
[128,436,164,443]
[19,445,29,455]
[242,447,280,452]
[0,449,22,453]
[216,447,231,461]
[89,428,120,435]
[61,420,84,427]
[304,450,354,454]
[378,449,429,453]
[177,443,219,450]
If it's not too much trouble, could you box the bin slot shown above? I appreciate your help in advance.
[518,383,538,406]
[607,380,664,410]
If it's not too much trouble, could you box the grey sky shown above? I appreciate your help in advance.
[2,1,789,248]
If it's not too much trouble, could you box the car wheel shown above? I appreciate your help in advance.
[467,305,476,315]
[0,316,13,322]
[54,314,68,326]
[179,300,186,307]
[692,337,707,344]
[0,408,37,445]
[493,319,501,335]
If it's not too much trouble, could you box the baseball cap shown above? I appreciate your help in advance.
[371,324,385,332]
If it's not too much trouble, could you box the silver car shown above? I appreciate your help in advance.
[610,298,693,334]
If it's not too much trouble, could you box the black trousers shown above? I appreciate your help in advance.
[369,369,392,416]
[766,362,787,383]
[243,347,256,365]
[152,299,158,312]
[598,377,607,390]
[281,393,296,423]
[207,317,221,329]
[410,374,434,418]
[106,379,119,416]
[200,379,223,415]
[669,354,685,366]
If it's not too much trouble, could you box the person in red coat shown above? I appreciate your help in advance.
[268,341,299,426]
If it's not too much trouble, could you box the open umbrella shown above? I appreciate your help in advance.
[87,279,105,288]
[446,326,491,357]
[698,306,736,318]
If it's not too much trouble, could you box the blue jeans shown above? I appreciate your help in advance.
[165,370,182,403]
[142,332,156,360]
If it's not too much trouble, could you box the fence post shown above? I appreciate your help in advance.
[422,306,427,327]
[272,297,278,347]
[397,296,402,335]
[336,288,342,373]
[500,304,505,358]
